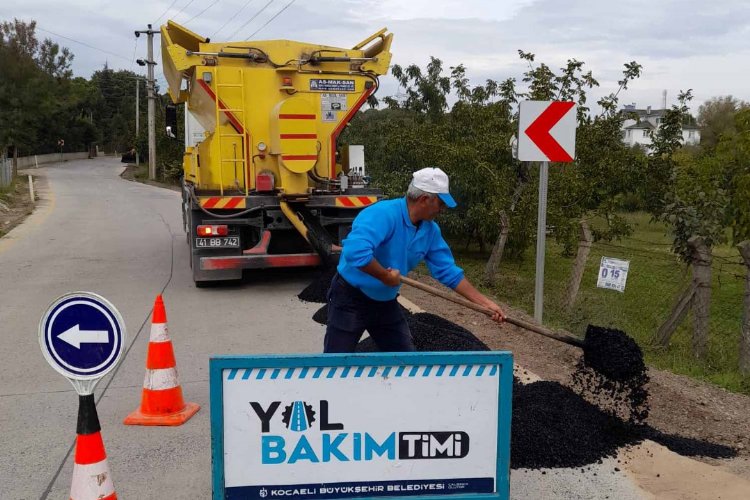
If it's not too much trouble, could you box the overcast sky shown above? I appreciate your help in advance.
[5,0,750,113]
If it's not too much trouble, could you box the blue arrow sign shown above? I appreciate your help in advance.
[39,292,125,380]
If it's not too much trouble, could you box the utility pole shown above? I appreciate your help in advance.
[135,25,159,180]
[135,79,140,166]
[130,75,147,166]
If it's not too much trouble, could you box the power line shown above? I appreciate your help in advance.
[185,0,221,24]
[35,26,131,62]
[154,0,180,24]
[211,0,257,38]
[227,0,275,40]
[129,37,139,71]
[246,0,296,40]
[174,0,197,19]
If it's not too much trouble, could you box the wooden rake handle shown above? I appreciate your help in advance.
[400,276,584,349]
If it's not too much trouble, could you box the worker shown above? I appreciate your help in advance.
[324,167,505,353]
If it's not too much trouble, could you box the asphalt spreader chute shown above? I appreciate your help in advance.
[279,201,341,268]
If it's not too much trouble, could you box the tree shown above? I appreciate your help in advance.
[697,96,749,151]
[344,52,645,265]
[89,65,144,153]
[0,19,75,155]
[390,57,452,120]
[712,108,750,243]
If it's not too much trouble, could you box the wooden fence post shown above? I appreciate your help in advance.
[738,240,750,375]
[565,220,593,310]
[483,211,509,285]
[653,281,697,347]
[688,236,712,360]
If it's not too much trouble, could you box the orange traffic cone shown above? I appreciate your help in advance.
[124,295,200,426]
[70,394,117,500]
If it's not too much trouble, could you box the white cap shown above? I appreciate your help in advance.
[411,167,457,208]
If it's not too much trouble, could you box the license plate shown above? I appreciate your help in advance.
[195,236,240,248]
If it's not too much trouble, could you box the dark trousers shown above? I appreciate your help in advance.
[324,274,415,353]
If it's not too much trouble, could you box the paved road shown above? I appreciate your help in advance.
[0,157,647,499]
[0,158,325,499]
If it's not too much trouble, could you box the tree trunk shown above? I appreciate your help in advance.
[738,241,750,375]
[509,166,529,212]
[483,211,509,285]
[688,236,712,360]
[565,220,593,310]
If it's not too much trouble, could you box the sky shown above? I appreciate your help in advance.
[4,0,750,114]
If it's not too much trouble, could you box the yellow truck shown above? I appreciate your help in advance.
[160,21,393,286]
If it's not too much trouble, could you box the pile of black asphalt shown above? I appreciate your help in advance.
[573,325,651,424]
[298,266,337,303]
[301,276,736,469]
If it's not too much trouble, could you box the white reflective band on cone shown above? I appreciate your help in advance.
[143,367,180,390]
[149,322,170,342]
[70,460,115,499]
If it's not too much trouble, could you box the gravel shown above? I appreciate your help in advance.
[511,380,634,469]
[297,266,337,303]
[312,304,328,325]
[512,379,736,469]
[574,325,651,424]
[581,325,646,382]
[355,313,491,352]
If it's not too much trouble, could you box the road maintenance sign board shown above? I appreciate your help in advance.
[39,292,126,385]
[518,101,576,162]
[210,352,513,500]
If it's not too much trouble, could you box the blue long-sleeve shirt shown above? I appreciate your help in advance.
[337,197,464,301]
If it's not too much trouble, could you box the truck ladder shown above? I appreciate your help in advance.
[214,66,249,196]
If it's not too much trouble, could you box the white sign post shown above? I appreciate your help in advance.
[210,352,513,500]
[518,101,577,323]
[597,257,630,292]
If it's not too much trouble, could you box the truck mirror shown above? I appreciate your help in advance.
[165,104,177,139]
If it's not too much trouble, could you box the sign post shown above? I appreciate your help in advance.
[518,101,577,323]
[39,292,125,499]
[210,352,513,500]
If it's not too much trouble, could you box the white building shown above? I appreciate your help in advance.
[621,104,700,149]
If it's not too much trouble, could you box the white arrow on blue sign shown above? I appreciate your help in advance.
[39,292,126,382]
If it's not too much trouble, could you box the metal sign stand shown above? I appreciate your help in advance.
[534,161,549,323]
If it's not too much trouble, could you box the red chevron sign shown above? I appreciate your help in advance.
[518,101,576,162]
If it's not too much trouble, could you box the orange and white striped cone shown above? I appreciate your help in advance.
[124,295,200,426]
[70,394,117,500]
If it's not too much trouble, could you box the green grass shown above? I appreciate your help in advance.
[132,164,149,181]
[451,212,750,395]
[0,180,15,197]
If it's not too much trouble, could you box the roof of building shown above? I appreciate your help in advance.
[621,105,667,118]
[621,105,700,130]
[625,121,655,130]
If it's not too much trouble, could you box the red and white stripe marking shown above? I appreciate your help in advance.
[139,320,186,414]
[70,433,116,500]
